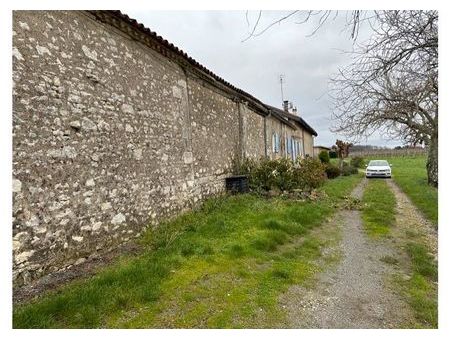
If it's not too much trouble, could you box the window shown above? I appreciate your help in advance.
[292,138,297,161]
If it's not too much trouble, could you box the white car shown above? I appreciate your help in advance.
[365,160,392,178]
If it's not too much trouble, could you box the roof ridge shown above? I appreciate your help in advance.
[265,105,317,136]
[88,10,317,136]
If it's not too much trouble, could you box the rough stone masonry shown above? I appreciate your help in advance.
[12,10,316,287]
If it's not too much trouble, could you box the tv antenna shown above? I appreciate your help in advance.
[279,74,285,104]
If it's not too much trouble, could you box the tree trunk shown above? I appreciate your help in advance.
[426,132,438,187]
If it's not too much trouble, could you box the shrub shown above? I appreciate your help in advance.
[341,164,358,176]
[325,163,340,179]
[234,157,326,193]
[329,150,337,158]
[294,157,327,190]
[233,157,257,176]
[254,157,296,191]
[350,156,365,168]
[237,157,295,192]
[318,150,330,163]
[233,157,266,192]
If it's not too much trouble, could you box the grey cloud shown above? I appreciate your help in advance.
[126,10,403,148]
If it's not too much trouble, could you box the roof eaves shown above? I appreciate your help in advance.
[87,10,317,136]
[269,109,298,130]
[88,10,270,117]
[265,105,318,136]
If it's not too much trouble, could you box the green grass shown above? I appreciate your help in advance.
[361,155,437,226]
[329,158,339,165]
[357,154,437,328]
[362,179,396,237]
[402,243,438,327]
[13,174,362,328]
[406,243,437,281]
[388,156,437,226]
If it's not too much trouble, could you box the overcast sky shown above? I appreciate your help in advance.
[127,10,403,148]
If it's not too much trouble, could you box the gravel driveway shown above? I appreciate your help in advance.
[280,179,415,328]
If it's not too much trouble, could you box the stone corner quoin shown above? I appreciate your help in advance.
[12,10,317,286]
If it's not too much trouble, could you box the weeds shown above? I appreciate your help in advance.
[400,242,438,327]
[373,156,437,226]
[362,179,396,237]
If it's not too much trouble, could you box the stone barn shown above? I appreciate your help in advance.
[12,10,317,286]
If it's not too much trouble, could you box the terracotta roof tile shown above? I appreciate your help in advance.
[89,10,318,136]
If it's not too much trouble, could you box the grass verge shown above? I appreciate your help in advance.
[402,242,438,328]
[368,156,437,226]
[391,242,438,328]
[13,174,362,328]
[358,156,437,328]
[362,179,396,237]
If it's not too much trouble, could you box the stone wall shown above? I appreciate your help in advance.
[240,104,266,159]
[12,10,265,286]
[303,132,314,157]
[187,76,240,198]
[12,10,315,286]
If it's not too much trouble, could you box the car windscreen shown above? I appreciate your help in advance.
[368,160,388,167]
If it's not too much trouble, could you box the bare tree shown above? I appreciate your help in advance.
[330,11,438,186]
[242,10,367,42]
[243,10,438,186]
[335,140,353,170]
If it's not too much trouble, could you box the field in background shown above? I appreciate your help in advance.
[365,155,437,227]
[331,154,437,225]
[350,148,426,158]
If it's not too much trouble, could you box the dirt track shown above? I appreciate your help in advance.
[280,179,420,328]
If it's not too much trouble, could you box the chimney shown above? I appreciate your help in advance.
[283,100,289,112]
